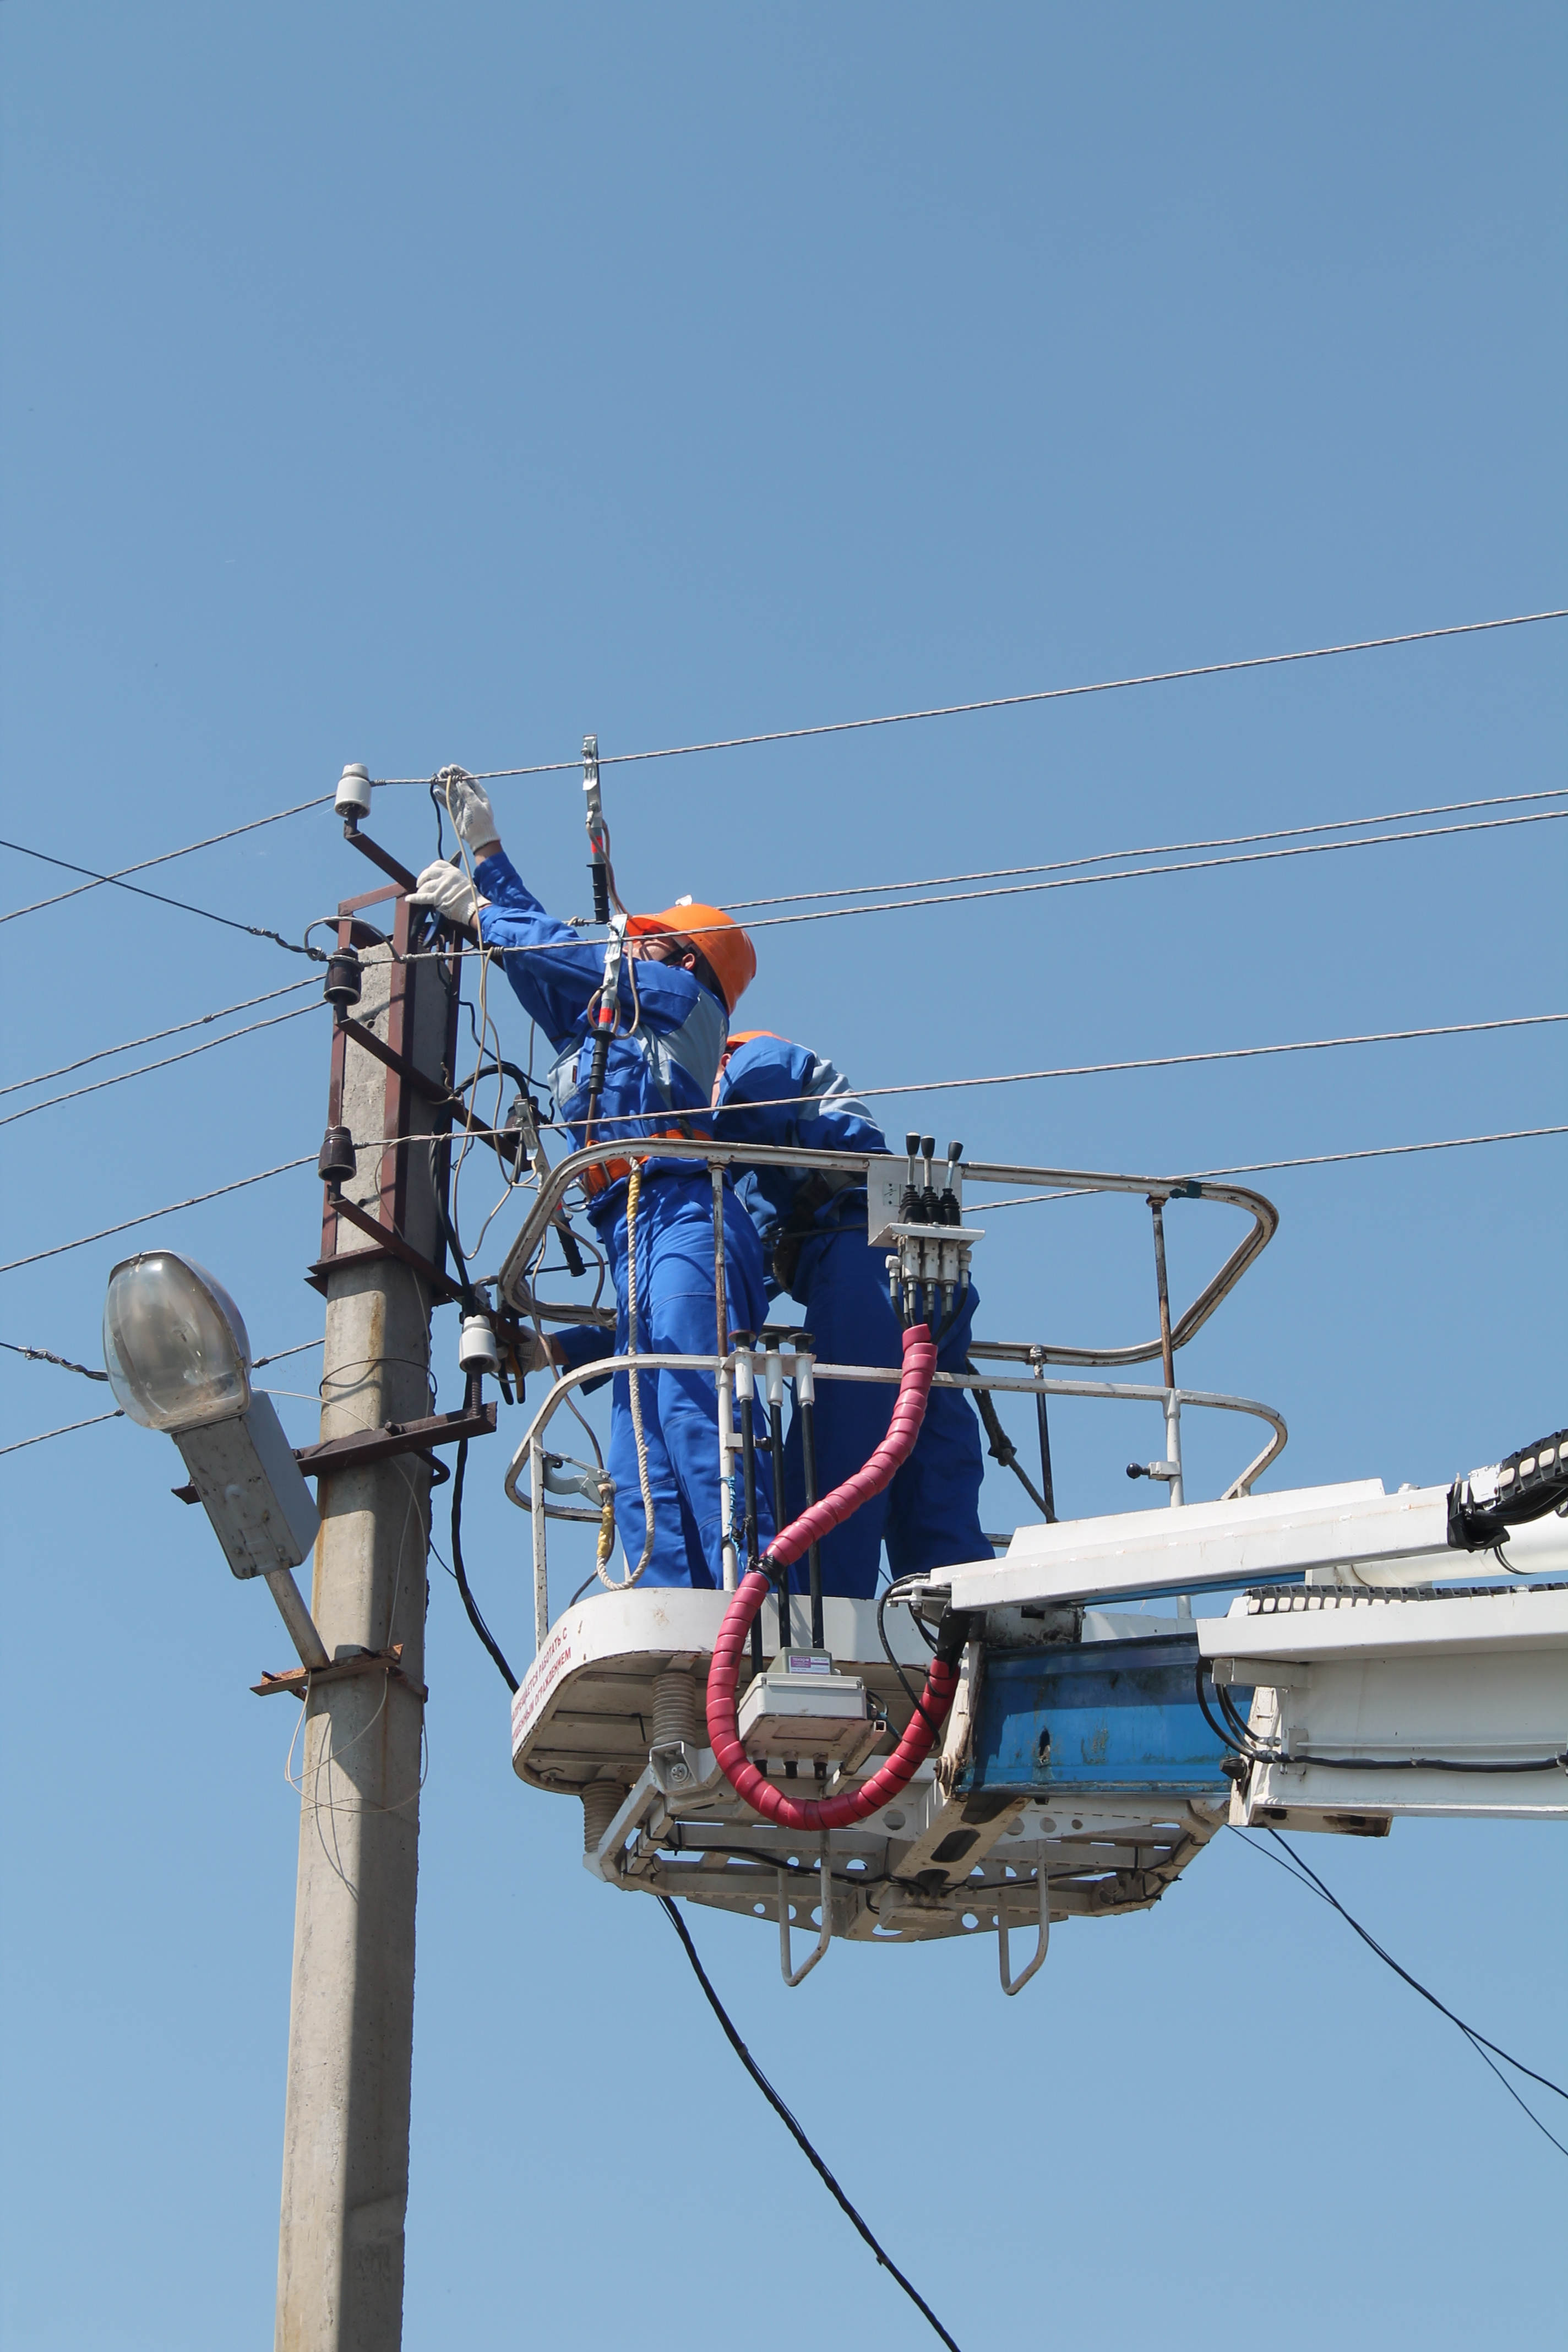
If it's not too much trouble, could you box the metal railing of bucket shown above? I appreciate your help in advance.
[494,1140,1287,1649]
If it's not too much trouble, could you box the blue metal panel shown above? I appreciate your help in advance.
[960,1635,1251,1798]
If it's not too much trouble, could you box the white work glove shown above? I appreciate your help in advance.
[441,772,500,856]
[512,1330,563,1378]
[407,859,487,929]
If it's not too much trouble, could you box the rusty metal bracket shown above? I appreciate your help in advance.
[342,823,418,894]
[326,1191,470,1304]
[333,1012,456,1108]
[171,1402,495,1507]
[252,1640,428,1703]
[293,1401,497,1478]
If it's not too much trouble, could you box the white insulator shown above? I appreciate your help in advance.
[581,1781,626,1853]
[652,1665,697,1747]
[459,1315,499,1376]
[334,763,372,821]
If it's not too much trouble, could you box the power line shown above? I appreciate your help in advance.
[0,977,320,1101]
[9,1110,1564,1283]
[720,808,1566,935]
[413,804,1567,962]
[1234,1828,1567,2158]
[574,1011,1566,1135]
[982,1123,1568,1207]
[721,787,1568,911]
[0,1409,124,1457]
[374,608,1567,782]
[1,1341,110,1380]
[0,1001,319,1129]
[657,1896,962,2350]
[1205,1124,1567,1177]
[0,1155,317,1276]
[0,838,323,960]
[0,795,334,926]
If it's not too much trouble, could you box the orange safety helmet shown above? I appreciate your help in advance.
[627,899,757,1014]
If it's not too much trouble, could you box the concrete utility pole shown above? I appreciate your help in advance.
[275,922,448,2351]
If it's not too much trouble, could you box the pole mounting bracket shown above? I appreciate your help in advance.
[252,1640,428,1703]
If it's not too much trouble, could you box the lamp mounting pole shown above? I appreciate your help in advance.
[274,870,459,2352]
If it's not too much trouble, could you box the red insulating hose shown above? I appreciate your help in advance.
[705,1323,961,1832]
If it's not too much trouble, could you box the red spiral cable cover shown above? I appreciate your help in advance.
[705,1324,962,1832]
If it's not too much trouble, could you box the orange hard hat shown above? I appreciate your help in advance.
[628,900,756,1014]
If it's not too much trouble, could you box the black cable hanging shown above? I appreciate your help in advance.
[656,1894,963,2352]
[449,1439,517,1695]
[1234,1827,1567,2158]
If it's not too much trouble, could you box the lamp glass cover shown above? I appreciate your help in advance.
[102,1252,252,1431]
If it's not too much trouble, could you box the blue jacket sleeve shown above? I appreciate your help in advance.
[473,853,604,1047]
[553,1322,616,1396]
[475,851,725,1060]
[716,1037,888,1157]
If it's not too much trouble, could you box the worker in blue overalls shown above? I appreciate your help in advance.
[409,781,770,1590]
[712,1031,986,1599]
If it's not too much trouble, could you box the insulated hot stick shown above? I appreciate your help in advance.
[582,736,611,925]
[705,1325,971,1833]
[584,913,627,1113]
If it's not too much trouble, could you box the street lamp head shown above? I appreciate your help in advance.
[102,1251,253,1433]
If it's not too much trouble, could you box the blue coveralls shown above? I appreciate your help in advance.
[712,1034,986,1599]
[476,854,772,1588]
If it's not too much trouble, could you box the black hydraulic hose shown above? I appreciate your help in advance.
[1034,1381,1058,1523]
[450,1438,518,1692]
[1218,1679,1257,1750]
[1194,1659,1259,1760]
[968,1364,1050,1517]
[656,1896,963,2352]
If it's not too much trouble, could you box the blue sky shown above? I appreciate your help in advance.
[1,7,1564,2348]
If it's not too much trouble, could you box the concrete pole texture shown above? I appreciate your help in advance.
[275,935,448,2351]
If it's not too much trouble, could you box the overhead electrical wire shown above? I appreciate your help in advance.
[567,1012,1568,1135]
[8,610,1553,943]
[0,1001,319,1128]
[656,1895,962,2351]
[0,794,334,927]
[5,1118,1563,1284]
[0,837,323,959]
[374,607,1567,782]
[721,786,1568,912]
[0,1409,124,1457]
[0,976,319,1101]
[1234,1827,1568,2158]
[406,805,1568,963]
[981,1124,1568,1208]
[0,1155,318,1277]
[2,1341,109,1381]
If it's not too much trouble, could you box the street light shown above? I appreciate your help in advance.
[104,1250,327,1667]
